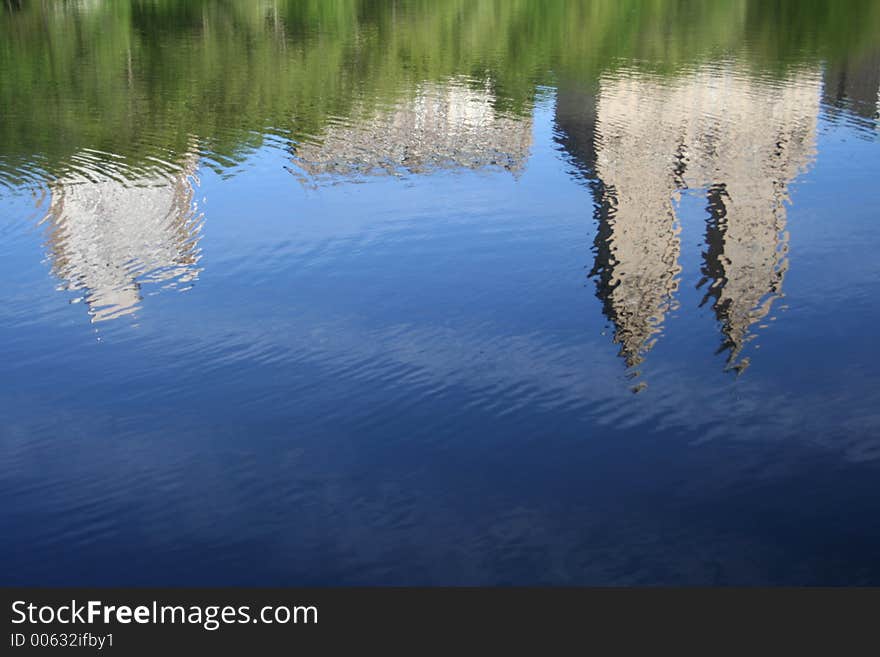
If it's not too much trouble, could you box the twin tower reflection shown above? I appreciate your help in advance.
[557,67,820,375]
[40,62,879,376]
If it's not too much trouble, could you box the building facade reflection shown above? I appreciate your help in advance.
[293,80,533,179]
[43,154,203,323]
[557,65,821,373]
[823,50,880,131]
[40,80,535,325]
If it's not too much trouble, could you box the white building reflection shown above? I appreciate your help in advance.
[43,153,203,323]
[294,80,533,178]
[557,65,821,372]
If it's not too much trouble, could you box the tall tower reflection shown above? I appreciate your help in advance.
[43,153,203,323]
[556,65,820,373]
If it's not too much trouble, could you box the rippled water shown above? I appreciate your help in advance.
[2,0,880,585]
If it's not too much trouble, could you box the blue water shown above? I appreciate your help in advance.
[2,2,880,585]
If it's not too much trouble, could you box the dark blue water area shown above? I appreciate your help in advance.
[2,98,880,585]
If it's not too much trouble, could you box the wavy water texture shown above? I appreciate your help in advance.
[2,0,880,586]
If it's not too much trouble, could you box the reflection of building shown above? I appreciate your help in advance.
[294,81,533,177]
[45,155,203,323]
[556,66,820,372]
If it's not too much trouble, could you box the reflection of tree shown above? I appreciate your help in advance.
[44,154,203,323]
[2,0,879,186]
[557,66,820,373]
[2,0,877,335]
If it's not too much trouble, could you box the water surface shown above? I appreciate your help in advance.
[2,0,880,585]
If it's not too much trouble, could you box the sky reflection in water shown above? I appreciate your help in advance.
[1,1,880,585]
